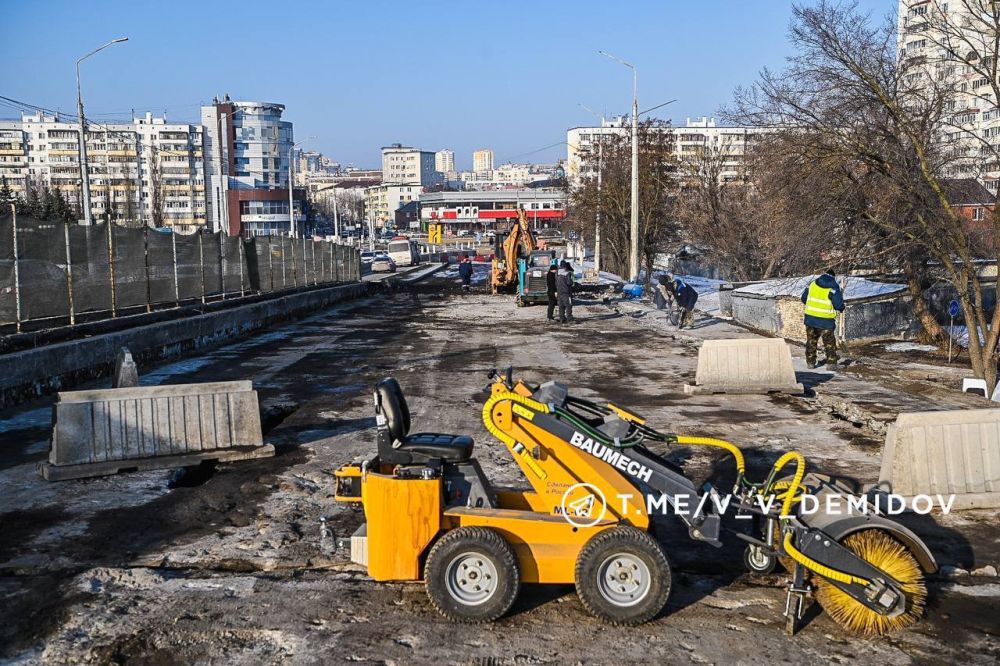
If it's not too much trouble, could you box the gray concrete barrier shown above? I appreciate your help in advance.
[684,338,803,395]
[879,408,1000,509]
[39,380,273,481]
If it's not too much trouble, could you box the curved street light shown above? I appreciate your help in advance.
[76,37,128,225]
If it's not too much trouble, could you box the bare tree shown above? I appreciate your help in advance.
[570,120,681,280]
[730,1,1000,381]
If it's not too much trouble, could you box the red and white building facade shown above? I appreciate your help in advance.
[419,190,567,231]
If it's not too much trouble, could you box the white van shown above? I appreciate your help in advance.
[387,239,420,267]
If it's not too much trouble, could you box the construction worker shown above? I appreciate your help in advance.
[556,260,575,323]
[546,260,558,321]
[660,275,698,329]
[801,270,845,368]
[458,255,473,290]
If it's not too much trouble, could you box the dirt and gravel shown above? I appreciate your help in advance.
[1,270,998,664]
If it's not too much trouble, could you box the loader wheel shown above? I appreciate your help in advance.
[424,527,520,623]
[575,526,672,626]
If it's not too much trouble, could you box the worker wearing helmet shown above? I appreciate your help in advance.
[801,270,845,369]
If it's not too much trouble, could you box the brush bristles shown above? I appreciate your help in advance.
[814,529,927,637]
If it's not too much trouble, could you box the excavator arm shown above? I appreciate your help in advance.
[491,208,536,294]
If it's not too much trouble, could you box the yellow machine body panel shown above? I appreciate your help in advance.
[361,471,441,581]
[443,506,615,583]
[484,387,650,530]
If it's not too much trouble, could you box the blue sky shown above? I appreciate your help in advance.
[1,0,897,170]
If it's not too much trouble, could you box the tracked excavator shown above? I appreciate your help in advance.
[335,371,935,635]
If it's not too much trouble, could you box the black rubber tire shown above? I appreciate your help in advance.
[424,527,520,623]
[743,544,778,574]
[574,526,672,626]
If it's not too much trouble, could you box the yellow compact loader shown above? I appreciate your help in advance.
[335,371,936,634]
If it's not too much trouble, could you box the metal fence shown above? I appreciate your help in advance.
[0,213,361,331]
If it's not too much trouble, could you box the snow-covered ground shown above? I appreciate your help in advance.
[883,341,938,353]
[734,275,905,301]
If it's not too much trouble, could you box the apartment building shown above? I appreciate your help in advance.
[566,116,761,186]
[0,111,206,231]
[435,149,455,177]
[381,144,441,186]
[202,97,304,236]
[897,0,1000,190]
[472,148,494,175]
[364,183,423,229]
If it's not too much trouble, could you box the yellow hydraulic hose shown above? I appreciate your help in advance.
[675,436,746,475]
[482,390,550,479]
[771,450,868,586]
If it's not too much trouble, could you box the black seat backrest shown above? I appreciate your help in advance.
[375,377,410,443]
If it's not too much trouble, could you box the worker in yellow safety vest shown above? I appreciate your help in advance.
[800,270,845,369]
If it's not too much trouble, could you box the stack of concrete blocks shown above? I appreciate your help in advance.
[39,380,273,481]
[684,338,804,395]
[879,408,1000,509]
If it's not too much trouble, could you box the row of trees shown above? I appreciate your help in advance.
[0,177,78,224]
[568,1,1000,388]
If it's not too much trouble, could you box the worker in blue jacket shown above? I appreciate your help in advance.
[659,275,698,328]
[801,270,845,368]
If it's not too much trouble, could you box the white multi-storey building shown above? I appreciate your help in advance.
[381,144,441,186]
[202,97,302,236]
[566,116,762,186]
[473,148,494,175]
[897,0,1000,190]
[435,149,455,176]
[0,111,206,231]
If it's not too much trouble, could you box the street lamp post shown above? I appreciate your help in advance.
[76,37,128,226]
[599,50,639,282]
[579,104,605,275]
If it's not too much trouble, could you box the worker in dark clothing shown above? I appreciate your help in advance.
[458,255,473,290]
[660,275,698,328]
[801,270,845,368]
[556,260,574,323]
[546,260,558,320]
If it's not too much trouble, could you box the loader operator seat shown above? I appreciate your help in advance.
[375,378,474,465]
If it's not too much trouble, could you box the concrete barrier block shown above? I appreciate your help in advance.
[40,380,272,481]
[879,408,1000,509]
[684,338,803,395]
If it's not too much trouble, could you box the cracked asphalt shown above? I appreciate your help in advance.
[1,272,998,664]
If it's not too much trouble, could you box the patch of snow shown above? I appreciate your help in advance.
[734,275,905,301]
[883,342,938,353]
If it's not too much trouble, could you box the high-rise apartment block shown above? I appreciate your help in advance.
[473,148,494,175]
[0,111,206,231]
[435,149,455,176]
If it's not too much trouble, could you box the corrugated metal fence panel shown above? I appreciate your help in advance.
[693,338,799,390]
[50,380,263,466]
[880,409,1000,508]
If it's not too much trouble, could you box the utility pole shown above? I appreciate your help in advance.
[599,50,639,282]
[333,193,340,239]
[75,37,128,225]
[578,104,606,274]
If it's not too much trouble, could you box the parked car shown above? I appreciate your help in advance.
[361,251,377,265]
[371,254,397,273]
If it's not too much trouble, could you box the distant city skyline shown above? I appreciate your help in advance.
[1,0,897,169]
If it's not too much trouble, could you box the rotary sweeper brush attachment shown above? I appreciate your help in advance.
[813,529,927,637]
